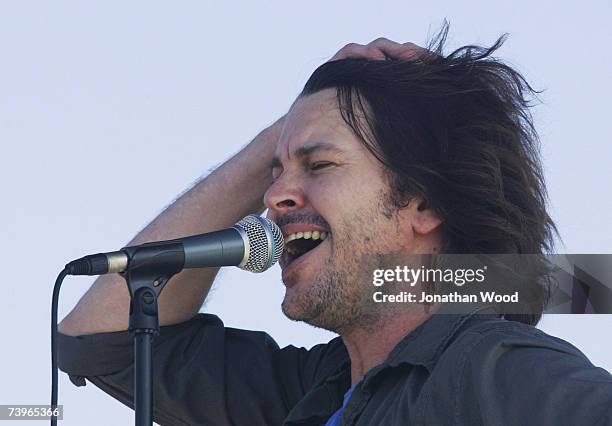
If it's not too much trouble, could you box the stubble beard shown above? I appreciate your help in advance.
[281,213,394,334]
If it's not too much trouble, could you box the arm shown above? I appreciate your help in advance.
[58,117,284,336]
[58,37,426,337]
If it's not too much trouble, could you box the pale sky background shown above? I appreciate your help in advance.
[1,1,611,425]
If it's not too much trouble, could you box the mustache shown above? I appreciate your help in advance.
[274,212,331,231]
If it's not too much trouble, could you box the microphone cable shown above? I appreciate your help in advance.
[50,267,69,426]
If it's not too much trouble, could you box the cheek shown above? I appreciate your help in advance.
[306,173,378,209]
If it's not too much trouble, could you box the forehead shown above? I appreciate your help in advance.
[277,88,361,158]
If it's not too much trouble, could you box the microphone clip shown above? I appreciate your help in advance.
[120,241,185,334]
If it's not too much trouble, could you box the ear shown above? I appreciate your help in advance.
[409,198,442,235]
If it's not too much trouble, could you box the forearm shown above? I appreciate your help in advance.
[58,119,282,336]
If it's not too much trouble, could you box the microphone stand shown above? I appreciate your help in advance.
[121,242,185,426]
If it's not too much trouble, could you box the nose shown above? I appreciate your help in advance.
[264,175,306,215]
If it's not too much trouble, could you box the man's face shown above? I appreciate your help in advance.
[264,89,423,333]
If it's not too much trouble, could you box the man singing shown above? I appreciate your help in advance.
[58,31,612,425]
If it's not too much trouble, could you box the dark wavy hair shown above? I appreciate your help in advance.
[300,26,558,325]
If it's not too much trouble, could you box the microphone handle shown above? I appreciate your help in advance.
[181,227,246,268]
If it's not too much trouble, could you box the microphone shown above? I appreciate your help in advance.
[65,214,284,276]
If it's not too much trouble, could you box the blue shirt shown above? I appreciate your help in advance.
[325,382,358,426]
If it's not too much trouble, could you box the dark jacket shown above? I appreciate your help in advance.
[58,312,612,425]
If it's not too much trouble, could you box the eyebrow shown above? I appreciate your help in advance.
[270,142,344,169]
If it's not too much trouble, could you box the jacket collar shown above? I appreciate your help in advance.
[361,305,500,388]
[284,307,500,424]
[384,311,474,372]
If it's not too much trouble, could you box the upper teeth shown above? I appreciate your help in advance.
[284,231,328,244]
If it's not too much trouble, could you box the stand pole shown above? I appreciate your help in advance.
[129,286,160,426]
[122,242,184,426]
[134,331,154,426]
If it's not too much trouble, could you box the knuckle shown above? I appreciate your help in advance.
[372,37,390,45]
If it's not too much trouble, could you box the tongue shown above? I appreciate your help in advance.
[289,238,322,258]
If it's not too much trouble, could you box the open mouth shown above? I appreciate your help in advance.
[283,230,329,266]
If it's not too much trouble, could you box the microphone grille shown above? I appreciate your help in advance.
[234,214,284,273]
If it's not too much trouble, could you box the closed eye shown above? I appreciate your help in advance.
[310,161,334,171]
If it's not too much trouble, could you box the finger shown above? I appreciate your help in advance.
[402,41,431,58]
[330,42,386,61]
[330,43,364,60]
[369,38,425,60]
